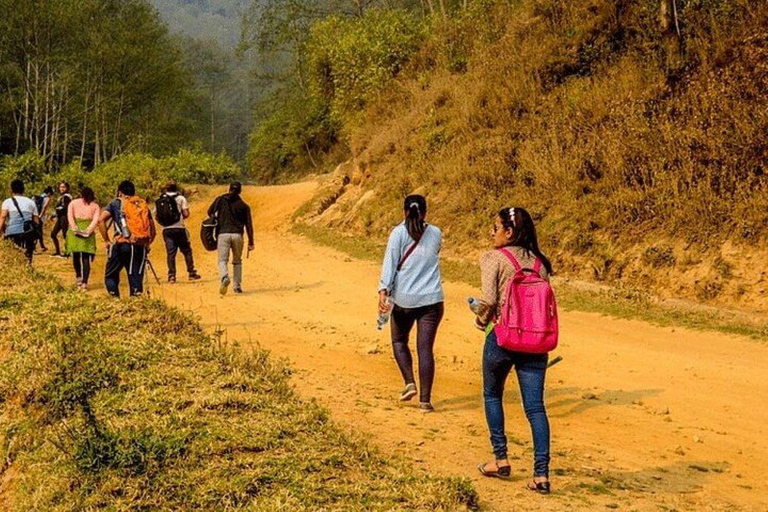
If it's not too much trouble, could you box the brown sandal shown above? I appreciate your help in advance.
[526,479,551,494]
[477,461,511,479]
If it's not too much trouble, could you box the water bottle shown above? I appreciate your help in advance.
[377,297,393,330]
[468,297,484,315]
[118,212,131,239]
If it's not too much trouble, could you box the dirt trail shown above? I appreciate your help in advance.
[44,182,768,510]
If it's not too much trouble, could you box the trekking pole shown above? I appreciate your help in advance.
[145,258,161,285]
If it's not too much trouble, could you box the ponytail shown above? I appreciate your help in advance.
[403,194,427,243]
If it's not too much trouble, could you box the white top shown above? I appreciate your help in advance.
[2,196,37,236]
[163,193,189,230]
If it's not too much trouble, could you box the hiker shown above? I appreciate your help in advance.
[0,179,40,263]
[207,182,254,295]
[50,181,72,258]
[155,183,201,283]
[378,195,444,413]
[66,186,100,291]
[475,207,555,494]
[34,186,54,252]
[97,180,156,297]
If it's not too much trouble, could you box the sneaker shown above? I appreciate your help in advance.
[168,275,176,284]
[51,253,66,259]
[188,272,201,281]
[233,285,243,294]
[79,283,88,293]
[219,276,230,295]
[419,402,435,413]
[399,383,417,402]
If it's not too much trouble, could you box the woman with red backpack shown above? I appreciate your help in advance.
[474,207,556,494]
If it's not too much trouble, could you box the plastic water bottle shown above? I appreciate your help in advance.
[377,297,393,330]
[468,297,484,314]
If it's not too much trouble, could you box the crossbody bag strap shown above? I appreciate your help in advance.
[396,225,428,272]
[10,197,27,221]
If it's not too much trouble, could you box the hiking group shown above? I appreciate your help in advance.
[4,177,556,492]
[2,178,252,297]
[378,195,557,494]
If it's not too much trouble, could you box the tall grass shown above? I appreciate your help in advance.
[0,244,478,511]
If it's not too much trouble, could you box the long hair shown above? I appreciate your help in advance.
[403,194,427,242]
[499,207,553,275]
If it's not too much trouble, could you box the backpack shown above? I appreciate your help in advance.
[33,194,45,215]
[155,193,181,227]
[117,197,153,245]
[493,248,558,354]
[200,197,221,251]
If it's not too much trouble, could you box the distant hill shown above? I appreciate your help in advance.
[149,0,250,48]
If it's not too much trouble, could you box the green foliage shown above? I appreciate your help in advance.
[307,9,426,119]
[0,149,241,202]
[0,245,479,510]
[0,0,198,166]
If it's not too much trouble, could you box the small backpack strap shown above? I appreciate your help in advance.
[498,248,522,272]
[533,259,542,273]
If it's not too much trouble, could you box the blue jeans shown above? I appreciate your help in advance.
[483,329,550,477]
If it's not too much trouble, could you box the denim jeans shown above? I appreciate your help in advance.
[483,329,550,477]
[163,228,196,277]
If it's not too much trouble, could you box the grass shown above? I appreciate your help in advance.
[293,222,768,342]
[0,242,479,511]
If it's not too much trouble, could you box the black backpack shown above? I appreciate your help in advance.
[200,197,221,251]
[155,193,181,227]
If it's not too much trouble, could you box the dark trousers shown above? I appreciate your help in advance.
[105,243,147,297]
[37,222,47,250]
[162,228,196,277]
[7,233,35,263]
[72,252,94,284]
[483,329,550,477]
[50,216,68,254]
[390,302,444,403]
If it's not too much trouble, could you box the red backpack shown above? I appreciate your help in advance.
[494,248,559,354]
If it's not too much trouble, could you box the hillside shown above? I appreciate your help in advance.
[149,0,249,48]
[280,0,768,311]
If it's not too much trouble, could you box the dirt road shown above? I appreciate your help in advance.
[44,183,768,510]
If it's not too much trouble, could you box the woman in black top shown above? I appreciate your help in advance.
[50,181,71,257]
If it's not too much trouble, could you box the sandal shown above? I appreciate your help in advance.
[477,461,511,479]
[526,479,551,494]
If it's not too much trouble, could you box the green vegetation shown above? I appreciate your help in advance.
[294,222,768,341]
[0,149,241,203]
[261,0,768,308]
[0,244,478,510]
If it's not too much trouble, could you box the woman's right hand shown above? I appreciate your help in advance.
[378,290,391,314]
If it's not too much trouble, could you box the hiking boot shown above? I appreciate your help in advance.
[189,272,201,281]
[168,275,176,284]
[233,285,243,294]
[220,276,230,296]
[419,402,434,413]
[399,383,417,402]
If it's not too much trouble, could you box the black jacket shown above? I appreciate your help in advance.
[208,193,254,243]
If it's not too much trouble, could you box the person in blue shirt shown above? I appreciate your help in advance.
[378,194,444,413]
[0,179,40,263]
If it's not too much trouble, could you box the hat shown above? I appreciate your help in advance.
[229,181,242,194]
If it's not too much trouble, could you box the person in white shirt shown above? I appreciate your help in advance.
[156,183,201,283]
[0,179,40,263]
